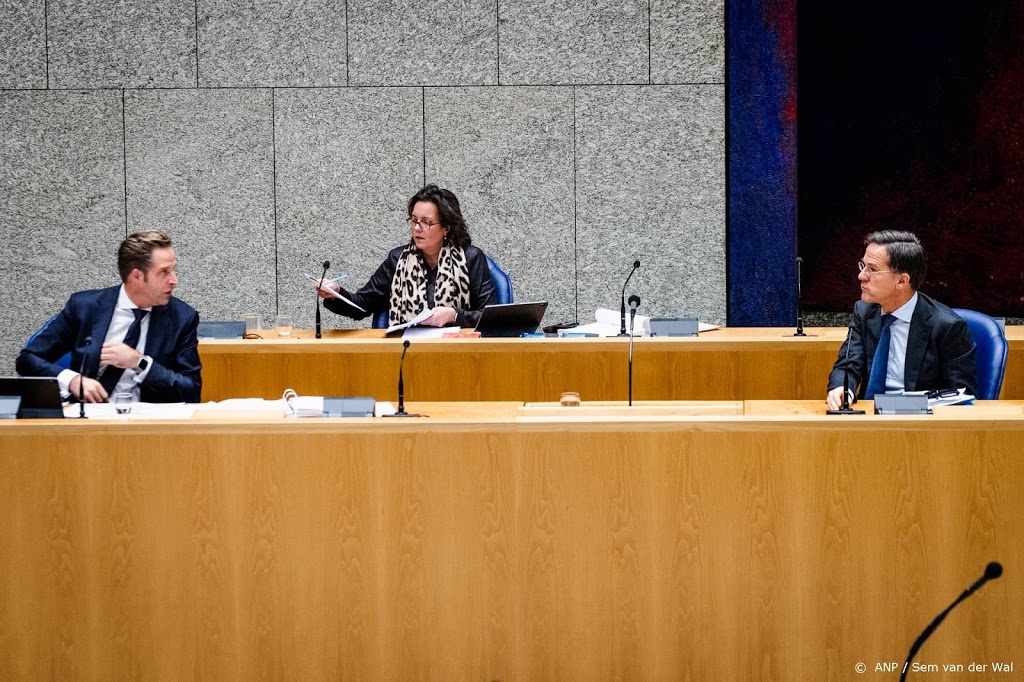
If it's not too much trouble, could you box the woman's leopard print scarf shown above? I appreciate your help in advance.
[389,243,471,326]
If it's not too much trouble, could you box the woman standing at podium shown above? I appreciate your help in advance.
[316,185,496,328]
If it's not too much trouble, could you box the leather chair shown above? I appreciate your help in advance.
[953,308,1008,399]
[372,254,513,329]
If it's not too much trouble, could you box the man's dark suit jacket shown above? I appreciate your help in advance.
[16,286,202,403]
[828,292,976,399]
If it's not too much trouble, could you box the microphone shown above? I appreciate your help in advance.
[315,260,330,339]
[790,256,813,337]
[627,295,640,406]
[383,339,420,418]
[899,562,1003,682]
[619,260,641,336]
[827,322,865,415]
[78,335,93,419]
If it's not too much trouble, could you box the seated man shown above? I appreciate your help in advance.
[17,230,202,403]
[826,230,975,410]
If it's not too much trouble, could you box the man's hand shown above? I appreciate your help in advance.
[100,341,142,370]
[69,375,109,403]
[420,307,458,327]
[826,386,849,411]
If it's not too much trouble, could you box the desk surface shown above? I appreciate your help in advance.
[2,401,1021,679]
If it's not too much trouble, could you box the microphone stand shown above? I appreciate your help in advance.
[627,296,640,406]
[899,562,1003,682]
[315,260,330,339]
[619,260,641,336]
[827,323,865,415]
[77,335,92,419]
[383,340,420,418]
[790,256,815,337]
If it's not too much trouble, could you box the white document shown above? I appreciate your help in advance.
[559,310,719,337]
[903,388,976,407]
[386,308,433,334]
[374,401,397,417]
[286,395,324,417]
[304,273,365,312]
[402,326,447,339]
[595,308,650,336]
[63,402,196,419]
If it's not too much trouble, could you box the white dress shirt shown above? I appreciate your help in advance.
[881,292,919,393]
[58,285,154,401]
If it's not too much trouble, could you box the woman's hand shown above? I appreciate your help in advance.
[421,307,458,327]
[314,280,340,299]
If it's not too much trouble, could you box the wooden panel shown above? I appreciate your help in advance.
[198,325,1024,402]
[1,407,1022,680]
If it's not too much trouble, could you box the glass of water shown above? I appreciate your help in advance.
[275,314,294,337]
[113,392,133,415]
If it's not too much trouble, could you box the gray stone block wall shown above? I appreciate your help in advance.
[0,0,725,374]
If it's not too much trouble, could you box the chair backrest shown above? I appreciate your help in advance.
[25,315,72,371]
[952,308,1008,400]
[372,254,513,329]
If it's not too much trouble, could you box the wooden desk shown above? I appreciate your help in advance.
[198,326,1024,402]
[2,402,1021,680]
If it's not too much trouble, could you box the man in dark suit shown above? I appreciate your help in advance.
[17,230,202,403]
[826,230,976,410]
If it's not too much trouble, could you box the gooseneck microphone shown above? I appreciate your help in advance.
[315,260,330,339]
[619,260,641,337]
[627,295,641,405]
[78,336,92,419]
[383,339,421,418]
[791,256,811,337]
[827,323,865,415]
[899,562,1003,682]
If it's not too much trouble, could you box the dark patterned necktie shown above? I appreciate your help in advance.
[865,314,895,397]
[100,309,148,395]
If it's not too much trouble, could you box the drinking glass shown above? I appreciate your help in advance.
[275,314,293,337]
[113,392,133,415]
[240,313,262,337]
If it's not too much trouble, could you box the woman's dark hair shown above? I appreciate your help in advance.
[407,185,472,248]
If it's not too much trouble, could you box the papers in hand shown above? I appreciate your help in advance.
[386,308,433,334]
[304,272,365,312]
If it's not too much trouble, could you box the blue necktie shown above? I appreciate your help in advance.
[100,309,148,394]
[865,314,895,397]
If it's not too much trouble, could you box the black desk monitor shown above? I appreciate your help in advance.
[0,376,65,419]
[474,301,548,338]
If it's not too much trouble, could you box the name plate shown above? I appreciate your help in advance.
[650,317,699,337]
[874,394,931,415]
[323,396,375,418]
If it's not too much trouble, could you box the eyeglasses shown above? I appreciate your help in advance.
[408,218,441,231]
[857,260,893,277]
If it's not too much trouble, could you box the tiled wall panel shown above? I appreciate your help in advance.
[0,91,126,372]
[198,0,347,87]
[124,89,276,325]
[0,1,47,88]
[275,87,424,330]
[425,86,576,324]
[48,0,197,88]
[575,85,726,324]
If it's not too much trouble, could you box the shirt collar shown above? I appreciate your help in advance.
[886,291,918,325]
[117,284,153,312]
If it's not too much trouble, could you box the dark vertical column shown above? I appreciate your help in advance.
[727,0,797,326]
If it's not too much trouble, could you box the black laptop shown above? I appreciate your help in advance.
[0,377,65,419]
[474,301,548,337]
